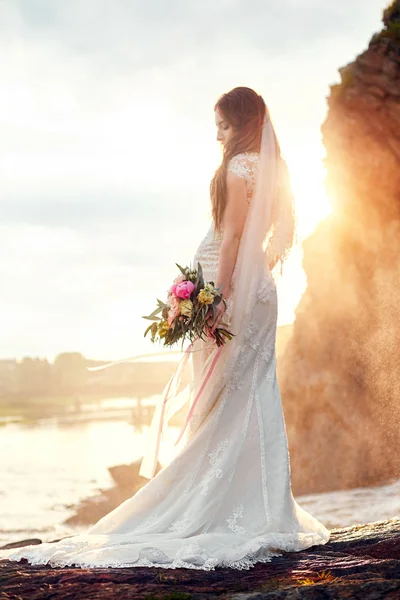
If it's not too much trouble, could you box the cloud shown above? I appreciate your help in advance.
[1,190,190,229]
[0,0,389,360]
[7,0,384,68]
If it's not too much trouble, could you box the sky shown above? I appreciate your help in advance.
[0,0,390,363]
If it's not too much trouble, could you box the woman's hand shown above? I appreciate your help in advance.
[206,301,226,335]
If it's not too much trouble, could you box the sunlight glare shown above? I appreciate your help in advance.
[285,141,332,240]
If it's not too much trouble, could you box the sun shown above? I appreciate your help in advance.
[285,141,332,240]
[272,141,332,327]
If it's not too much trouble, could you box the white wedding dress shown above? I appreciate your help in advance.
[0,152,330,570]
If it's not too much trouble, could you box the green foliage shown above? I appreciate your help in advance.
[383,1,400,28]
[380,21,400,39]
[194,261,204,289]
[142,262,234,349]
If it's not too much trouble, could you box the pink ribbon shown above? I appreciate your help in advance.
[150,340,194,476]
[174,344,223,446]
[142,337,223,478]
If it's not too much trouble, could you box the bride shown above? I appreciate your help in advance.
[0,87,330,570]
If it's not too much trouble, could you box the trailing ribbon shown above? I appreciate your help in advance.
[139,338,223,479]
[174,345,223,446]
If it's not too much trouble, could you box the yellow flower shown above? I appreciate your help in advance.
[180,299,193,317]
[157,319,170,337]
[197,289,214,305]
[204,283,217,295]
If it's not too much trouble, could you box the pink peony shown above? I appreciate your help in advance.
[174,280,195,299]
[169,274,186,297]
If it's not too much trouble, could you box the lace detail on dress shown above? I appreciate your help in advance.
[200,437,229,495]
[1,538,294,570]
[131,512,162,534]
[226,504,246,534]
[257,278,275,304]
[226,311,267,393]
[183,384,231,495]
[261,339,275,378]
[169,510,192,533]
[244,322,260,351]
[226,366,244,393]
[227,152,259,204]
[259,278,277,380]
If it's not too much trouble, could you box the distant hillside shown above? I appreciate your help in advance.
[0,324,294,417]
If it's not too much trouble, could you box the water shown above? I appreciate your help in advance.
[1,412,399,545]
[0,411,178,545]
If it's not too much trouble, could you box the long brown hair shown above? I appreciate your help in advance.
[210,87,268,233]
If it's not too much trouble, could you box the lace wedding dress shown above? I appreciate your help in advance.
[0,152,330,570]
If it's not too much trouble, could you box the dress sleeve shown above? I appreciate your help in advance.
[227,154,249,180]
[227,154,257,204]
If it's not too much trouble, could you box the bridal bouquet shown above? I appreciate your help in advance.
[143,262,234,348]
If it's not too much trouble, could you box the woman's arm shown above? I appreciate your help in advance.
[208,171,249,333]
[215,171,248,299]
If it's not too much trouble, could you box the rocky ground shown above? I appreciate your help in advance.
[62,460,162,527]
[0,517,399,599]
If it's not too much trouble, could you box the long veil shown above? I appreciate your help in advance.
[138,114,297,479]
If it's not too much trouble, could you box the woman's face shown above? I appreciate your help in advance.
[215,109,234,146]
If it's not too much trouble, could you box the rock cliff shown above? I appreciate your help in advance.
[280,1,400,494]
